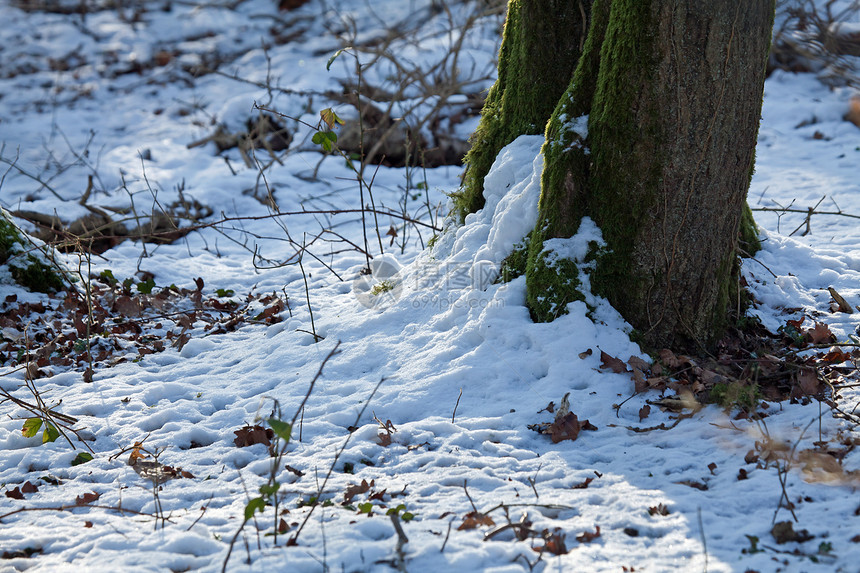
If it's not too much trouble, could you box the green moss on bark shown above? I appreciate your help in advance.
[523,0,610,323]
[525,243,584,322]
[498,237,529,283]
[524,0,772,350]
[739,203,761,255]
[583,0,661,317]
[455,0,591,220]
[527,0,655,324]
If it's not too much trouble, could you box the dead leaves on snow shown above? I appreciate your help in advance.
[528,393,597,443]
[234,425,274,448]
[125,442,194,485]
[593,314,857,418]
[0,278,289,383]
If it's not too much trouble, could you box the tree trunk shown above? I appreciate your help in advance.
[456,0,593,219]
[509,0,773,350]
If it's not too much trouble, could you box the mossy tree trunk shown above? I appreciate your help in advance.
[467,0,774,351]
[456,0,593,218]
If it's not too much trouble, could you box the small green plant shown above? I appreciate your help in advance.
[98,269,118,287]
[386,503,415,522]
[0,215,66,293]
[136,278,156,294]
[743,534,763,554]
[370,280,395,295]
[71,452,94,466]
[778,320,806,346]
[710,381,761,411]
[311,108,345,153]
[21,417,59,444]
[215,288,235,297]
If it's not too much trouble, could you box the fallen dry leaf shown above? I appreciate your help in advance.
[807,322,835,344]
[846,94,860,128]
[571,477,594,490]
[658,348,685,368]
[4,487,24,500]
[576,525,601,543]
[535,530,569,554]
[632,369,647,392]
[676,480,708,491]
[820,349,849,364]
[600,351,627,374]
[343,479,373,504]
[234,425,274,447]
[796,367,821,396]
[458,511,495,531]
[628,356,650,372]
[75,491,101,506]
[648,503,670,516]
[549,412,582,443]
[771,521,814,544]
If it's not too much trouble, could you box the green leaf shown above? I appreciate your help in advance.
[402,512,414,521]
[386,504,406,516]
[71,452,94,466]
[259,482,280,497]
[43,423,60,444]
[312,131,335,153]
[357,502,373,514]
[215,288,234,297]
[267,418,292,443]
[245,497,266,521]
[99,269,117,286]
[22,417,43,438]
[326,47,352,71]
[136,278,156,294]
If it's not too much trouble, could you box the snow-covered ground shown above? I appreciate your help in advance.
[1,1,859,572]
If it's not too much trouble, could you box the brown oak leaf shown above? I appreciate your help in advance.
[4,487,24,500]
[343,479,373,504]
[549,412,582,443]
[458,511,495,530]
[571,477,594,490]
[600,351,627,373]
[576,525,601,543]
[75,491,100,506]
[807,322,835,344]
[234,425,273,447]
[535,530,569,554]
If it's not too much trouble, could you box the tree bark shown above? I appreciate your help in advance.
[589,0,773,349]
[456,0,593,219]
[500,0,774,350]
